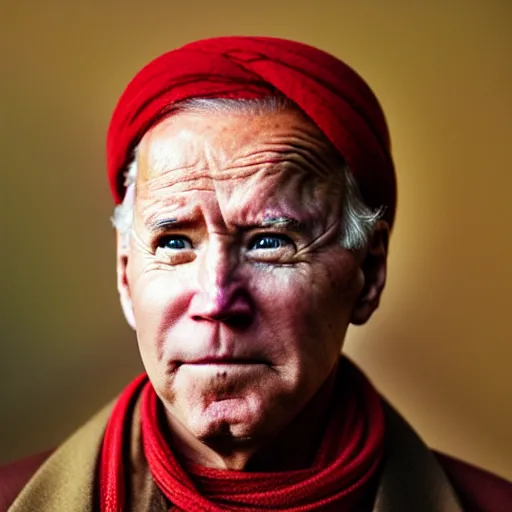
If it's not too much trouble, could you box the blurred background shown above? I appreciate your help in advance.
[2,0,511,479]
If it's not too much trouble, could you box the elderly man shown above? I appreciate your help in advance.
[2,36,511,511]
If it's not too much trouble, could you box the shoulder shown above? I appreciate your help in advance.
[434,451,512,512]
[2,402,115,512]
[0,450,53,512]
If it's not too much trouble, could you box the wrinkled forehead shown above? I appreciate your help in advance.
[131,108,348,230]
[136,107,345,193]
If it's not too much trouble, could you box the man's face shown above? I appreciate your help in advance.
[119,108,367,445]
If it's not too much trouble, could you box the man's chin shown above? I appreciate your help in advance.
[159,365,300,445]
[187,396,264,440]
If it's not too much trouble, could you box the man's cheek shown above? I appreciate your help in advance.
[135,273,191,319]
[132,281,176,356]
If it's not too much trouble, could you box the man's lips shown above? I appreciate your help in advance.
[166,353,271,374]
[176,357,269,367]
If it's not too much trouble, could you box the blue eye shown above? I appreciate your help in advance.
[249,235,292,250]
[159,236,193,250]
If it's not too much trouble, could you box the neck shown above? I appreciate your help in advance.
[163,365,339,471]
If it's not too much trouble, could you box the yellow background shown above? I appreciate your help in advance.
[2,0,511,480]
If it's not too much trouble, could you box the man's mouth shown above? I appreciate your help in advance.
[178,357,269,366]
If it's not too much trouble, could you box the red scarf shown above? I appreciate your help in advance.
[99,358,385,511]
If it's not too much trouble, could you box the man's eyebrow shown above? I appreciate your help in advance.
[145,216,307,232]
[147,217,178,231]
[260,217,306,231]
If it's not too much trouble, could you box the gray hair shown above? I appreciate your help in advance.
[112,97,383,250]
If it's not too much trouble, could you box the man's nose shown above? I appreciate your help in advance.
[188,239,254,328]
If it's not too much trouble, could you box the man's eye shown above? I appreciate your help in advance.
[249,235,293,250]
[158,236,193,250]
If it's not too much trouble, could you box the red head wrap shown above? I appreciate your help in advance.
[107,36,397,227]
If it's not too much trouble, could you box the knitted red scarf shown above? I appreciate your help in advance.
[99,359,384,511]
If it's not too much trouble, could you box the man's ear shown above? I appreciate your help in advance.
[350,220,389,325]
[116,230,136,330]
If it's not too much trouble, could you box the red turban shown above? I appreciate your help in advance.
[107,36,397,227]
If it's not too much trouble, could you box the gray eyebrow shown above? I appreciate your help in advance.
[260,217,306,230]
[261,216,293,226]
[146,216,306,232]
[148,217,178,231]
